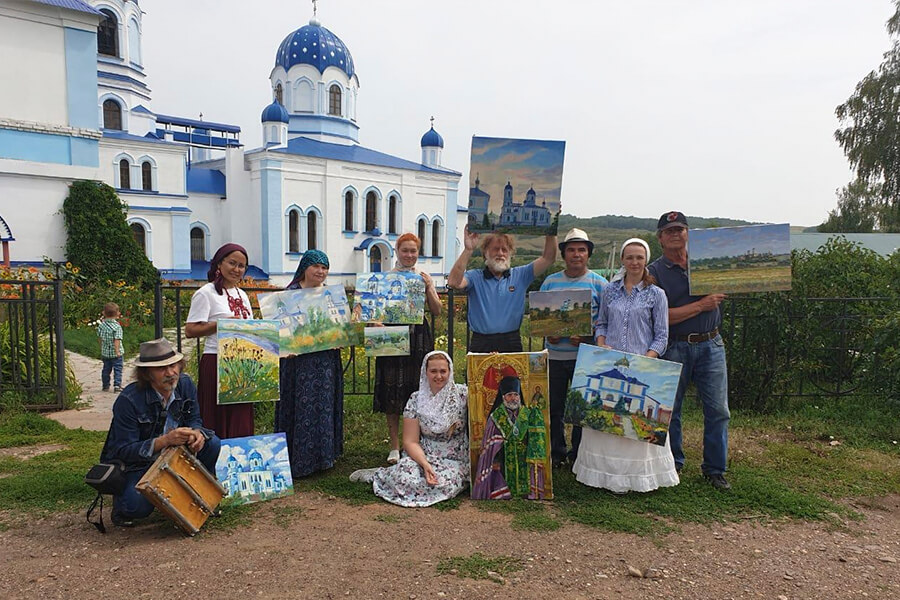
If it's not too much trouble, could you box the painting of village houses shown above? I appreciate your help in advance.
[467,351,553,500]
[528,289,593,338]
[467,136,566,236]
[566,345,683,447]
[353,272,425,324]
[363,326,410,357]
[257,285,356,356]
[217,319,280,405]
[688,223,792,295]
[215,434,294,506]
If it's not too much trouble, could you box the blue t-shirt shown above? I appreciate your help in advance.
[464,264,535,334]
[648,256,721,336]
[539,270,607,360]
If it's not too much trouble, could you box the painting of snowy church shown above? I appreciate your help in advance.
[257,284,356,356]
[467,137,565,236]
[353,271,425,323]
[566,345,682,446]
[215,433,293,506]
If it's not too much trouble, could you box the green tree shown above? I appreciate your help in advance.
[63,181,159,289]
[832,1,900,232]
[818,179,880,232]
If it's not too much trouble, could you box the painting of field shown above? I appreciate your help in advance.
[688,223,792,295]
[354,272,425,324]
[257,285,356,356]
[467,136,565,236]
[565,345,683,446]
[216,433,293,506]
[364,326,410,357]
[528,289,592,337]
[216,319,280,405]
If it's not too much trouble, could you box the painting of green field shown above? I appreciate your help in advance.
[364,326,410,357]
[688,223,792,295]
[258,285,356,356]
[217,319,280,405]
[528,289,592,337]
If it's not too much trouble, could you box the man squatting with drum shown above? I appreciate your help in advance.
[100,338,221,526]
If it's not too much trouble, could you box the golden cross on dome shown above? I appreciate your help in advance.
[430,115,435,128]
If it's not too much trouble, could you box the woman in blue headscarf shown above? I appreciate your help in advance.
[274,250,344,477]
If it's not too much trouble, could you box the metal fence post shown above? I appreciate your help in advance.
[154,277,163,339]
[447,287,455,359]
[53,278,65,409]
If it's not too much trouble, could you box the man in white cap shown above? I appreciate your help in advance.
[539,228,607,467]
[100,338,220,526]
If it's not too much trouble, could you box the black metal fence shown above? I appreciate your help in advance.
[0,279,66,410]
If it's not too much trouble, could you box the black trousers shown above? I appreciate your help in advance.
[468,330,523,354]
[549,358,582,462]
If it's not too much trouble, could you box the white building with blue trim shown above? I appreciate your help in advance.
[0,0,464,284]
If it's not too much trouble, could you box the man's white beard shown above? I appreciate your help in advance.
[485,255,510,273]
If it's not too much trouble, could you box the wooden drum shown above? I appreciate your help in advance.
[135,445,226,536]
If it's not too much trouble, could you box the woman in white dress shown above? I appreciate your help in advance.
[572,238,680,493]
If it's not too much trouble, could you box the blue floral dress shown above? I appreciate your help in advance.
[372,385,469,507]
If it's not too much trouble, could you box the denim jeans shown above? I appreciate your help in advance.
[548,359,582,462]
[113,435,221,520]
[101,356,123,389]
[662,334,730,475]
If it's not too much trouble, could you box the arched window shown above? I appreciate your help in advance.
[307,212,318,250]
[190,227,205,261]
[130,223,145,253]
[141,161,152,191]
[432,220,441,257]
[417,219,426,256]
[128,18,141,65]
[344,191,354,231]
[388,195,397,234]
[328,84,342,116]
[119,159,130,189]
[97,9,118,57]
[370,245,382,273]
[365,191,377,232]
[288,209,300,252]
[103,99,122,130]
[275,83,283,105]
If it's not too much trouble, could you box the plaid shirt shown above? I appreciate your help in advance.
[97,319,123,358]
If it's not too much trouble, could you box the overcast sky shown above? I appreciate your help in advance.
[141,0,895,226]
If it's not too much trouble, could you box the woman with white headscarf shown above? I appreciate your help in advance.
[353,351,469,507]
[573,238,679,493]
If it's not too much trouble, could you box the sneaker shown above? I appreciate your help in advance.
[349,468,378,483]
[111,510,135,528]
[102,387,110,392]
[386,449,400,464]
[703,473,731,490]
[675,464,683,475]
[113,386,122,392]
[552,457,568,469]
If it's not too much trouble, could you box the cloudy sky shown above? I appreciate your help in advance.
[142,0,894,226]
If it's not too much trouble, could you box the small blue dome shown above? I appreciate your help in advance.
[261,100,290,123]
[275,19,356,79]
[420,126,444,148]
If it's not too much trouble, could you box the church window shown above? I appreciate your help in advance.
[288,209,300,252]
[130,223,146,253]
[365,191,377,232]
[432,220,441,256]
[307,212,318,250]
[417,219,426,256]
[275,83,283,105]
[190,227,205,261]
[328,85,342,116]
[344,191,354,231]
[98,10,119,57]
[141,161,152,191]
[103,99,122,130]
[119,159,130,189]
[388,195,397,234]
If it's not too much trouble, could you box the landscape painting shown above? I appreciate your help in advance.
[215,433,293,506]
[688,223,792,295]
[528,289,592,338]
[565,344,683,447]
[216,319,280,405]
[467,351,552,500]
[363,326,410,357]
[353,272,425,324]
[467,136,565,236]
[257,285,356,356]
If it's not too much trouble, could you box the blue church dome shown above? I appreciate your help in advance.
[261,99,290,123]
[275,19,356,79]
[420,126,444,148]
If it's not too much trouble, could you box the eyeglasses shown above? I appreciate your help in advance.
[224,259,247,270]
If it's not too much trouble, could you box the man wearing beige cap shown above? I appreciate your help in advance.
[540,228,607,467]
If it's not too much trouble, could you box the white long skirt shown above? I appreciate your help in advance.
[572,427,680,493]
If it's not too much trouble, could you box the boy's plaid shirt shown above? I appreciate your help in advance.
[97,319,122,358]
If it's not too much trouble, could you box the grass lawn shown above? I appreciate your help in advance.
[63,324,157,361]
[1,391,898,535]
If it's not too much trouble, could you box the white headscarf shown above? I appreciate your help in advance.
[412,350,465,436]
[610,238,652,283]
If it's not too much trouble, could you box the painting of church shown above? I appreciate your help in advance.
[0,0,466,285]
[353,271,425,323]
[215,433,293,506]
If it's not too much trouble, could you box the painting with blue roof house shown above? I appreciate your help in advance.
[467,136,565,236]
[353,272,425,324]
[215,433,293,506]
[257,284,358,356]
[565,345,683,446]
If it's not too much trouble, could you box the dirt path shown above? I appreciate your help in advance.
[45,351,134,432]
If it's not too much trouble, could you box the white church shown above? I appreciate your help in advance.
[0,0,464,285]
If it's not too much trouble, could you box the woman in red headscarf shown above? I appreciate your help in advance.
[185,243,255,438]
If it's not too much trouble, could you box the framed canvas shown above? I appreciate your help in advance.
[258,285,356,356]
[353,272,425,324]
[216,319,280,405]
[364,325,411,357]
[528,289,592,338]
[215,433,293,505]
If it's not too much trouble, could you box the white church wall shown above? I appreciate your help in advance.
[99,140,186,195]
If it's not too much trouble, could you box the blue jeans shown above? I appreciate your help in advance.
[662,335,730,475]
[113,436,221,520]
[101,356,123,389]
[549,359,582,462]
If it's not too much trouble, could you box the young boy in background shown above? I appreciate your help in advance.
[97,302,124,392]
